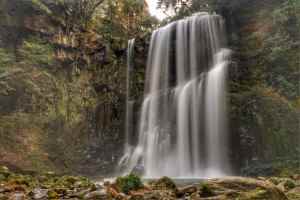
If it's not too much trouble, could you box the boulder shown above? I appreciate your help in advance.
[9,192,26,200]
[286,187,300,200]
[197,177,288,200]
[177,185,198,197]
[150,177,177,191]
[31,188,48,199]
[83,189,108,199]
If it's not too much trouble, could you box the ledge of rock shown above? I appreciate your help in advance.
[104,176,292,200]
[1,167,298,200]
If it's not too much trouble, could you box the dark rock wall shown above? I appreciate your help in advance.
[220,0,300,174]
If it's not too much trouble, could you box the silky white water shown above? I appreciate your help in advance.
[120,13,232,178]
[119,39,135,167]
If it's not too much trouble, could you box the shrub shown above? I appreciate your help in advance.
[284,180,296,190]
[200,183,214,197]
[116,174,143,194]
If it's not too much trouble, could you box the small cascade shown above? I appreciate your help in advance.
[120,13,232,178]
[119,39,135,167]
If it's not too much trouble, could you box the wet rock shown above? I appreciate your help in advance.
[9,192,26,200]
[277,181,296,193]
[94,183,105,190]
[198,177,288,200]
[0,167,9,172]
[129,193,144,200]
[47,190,59,199]
[283,179,296,190]
[74,181,84,188]
[83,189,108,199]
[269,177,296,192]
[291,174,300,180]
[177,185,197,197]
[143,191,162,200]
[0,194,7,200]
[0,167,10,178]
[286,187,300,200]
[0,184,5,193]
[31,188,48,199]
[71,188,91,198]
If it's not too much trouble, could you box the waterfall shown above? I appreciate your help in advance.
[120,13,232,178]
[119,39,135,167]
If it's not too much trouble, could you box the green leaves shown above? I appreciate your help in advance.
[116,174,143,194]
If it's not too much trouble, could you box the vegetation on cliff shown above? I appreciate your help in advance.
[0,0,156,175]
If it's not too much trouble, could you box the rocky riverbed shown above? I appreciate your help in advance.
[0,166,300,199]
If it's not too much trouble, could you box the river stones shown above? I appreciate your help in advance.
[0,166,294,200]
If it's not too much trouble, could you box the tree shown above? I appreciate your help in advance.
[31,0,106,32]
[95,0,157,42]
[157,0,213,15]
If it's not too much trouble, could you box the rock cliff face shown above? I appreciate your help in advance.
[221,0,300,175]
[0,0,130,176]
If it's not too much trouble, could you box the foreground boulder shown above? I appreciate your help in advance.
[267,176,300,200]
[194,177,288,200]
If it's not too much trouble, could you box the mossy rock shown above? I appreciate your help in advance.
[0,166,10,178]
[268,177,282,185]
[150,177,177,191]
[197,177,288,200]
[47,190,59,199]
[0,174,6,182]
[287,187,300,200]
[243,188,271,199]
[283,179,296,190]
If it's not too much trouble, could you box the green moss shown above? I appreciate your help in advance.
[150,176,177,191]
[18,37,55,67]
[0,48,15,71]
[287,189,300,200]
[47,190,59,199]
[244,188,270,200]
[0,174,6,182]
[284,180,296,190]
[0,166,10,182]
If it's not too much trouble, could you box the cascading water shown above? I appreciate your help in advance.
[120,13,232,178]
[119,39,135,167]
